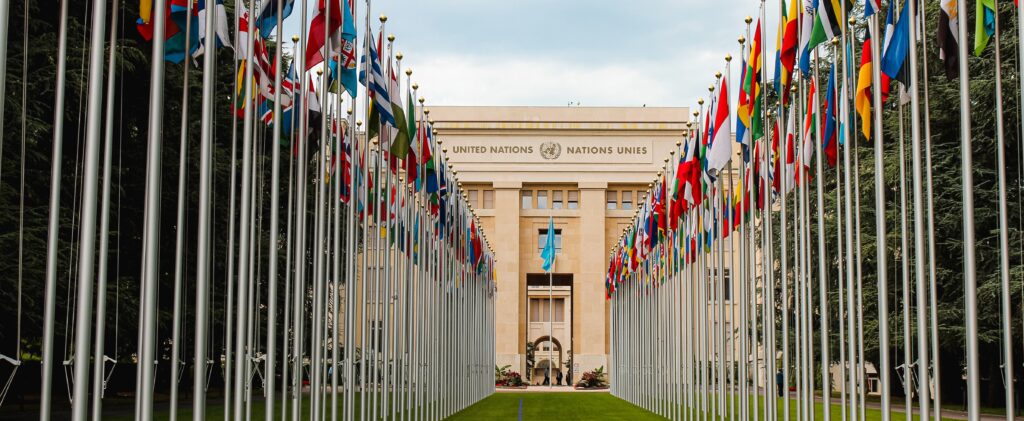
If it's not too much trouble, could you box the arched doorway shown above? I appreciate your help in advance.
[531,336,562,384]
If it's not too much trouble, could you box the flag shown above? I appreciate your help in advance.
[777,0,800,99]
[823,64,838,167]
[736,51,751,156]
[193,0,232,58]
[801,78,817,168]
[808,0,843,51]
[234,0,251,60]
[799,0,816,74]
[403,87,419,185]
[360,30,397,137]
[541,216,556,273]
[854,35,889,139]
[784,108,796,192]
[166,0,200,63]
[254,0,294,38]
[864,0,881,17]
[746,19,764,143]
[337,0,358,98]
[305,0,343,70]
[387,60,412,160]
[974,0,996,56]
[705,77,732,175]
[937,0,960,79]
[881,0,910,84]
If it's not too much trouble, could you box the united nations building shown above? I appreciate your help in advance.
[431,106,691,384]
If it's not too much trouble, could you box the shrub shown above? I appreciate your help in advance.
[495,365,524,387]
[575,365,608,389]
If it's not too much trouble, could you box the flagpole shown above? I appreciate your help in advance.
[841,16,859,421]
[190,0,220,415]
[37,0,69,416]
[897,82,913,421]
[989,3,1017,419]
[811,47,830,421]
[953,0,981,416]
[90,0,121,416]
[64,0,111,416]
[867,13,891,420]
[916,6,943,419]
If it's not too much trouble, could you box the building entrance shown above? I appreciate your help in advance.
[526,274,573,385]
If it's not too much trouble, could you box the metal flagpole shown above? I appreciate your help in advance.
[169,4,195,415]
[91,0,121,415]
[137,0,170,414]
[953,0,981,416]
[67,0,110,416]
[0,0,9,177]
[898,79,913,420]
[905,0,932,416]
[266,0,286,416]
[841,16,859,421]
[867,13,891,420]
[777,20,791,421]
[345,105,357,421]
[917,4,943,419]
[38,0,70,416]
[810,48,830,420]
[231,0,259,417]
[990,4,1017,420]
[192,0,220,413]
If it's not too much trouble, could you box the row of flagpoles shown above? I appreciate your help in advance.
[16,0,498,419]
[608,0,1022,420]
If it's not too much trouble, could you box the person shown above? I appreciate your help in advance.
[543,372,550,386]
[776,370,784,397]
[556,370,563,386]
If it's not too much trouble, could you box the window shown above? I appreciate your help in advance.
[529,298,565,322]
[621,191,633,210]
[552,190,564,209]
[537,190,548,209]
[567,191,579,209]
[482,190,494,209]
[522,190,533,209]
[606,190,618,210]
[468,190,479,208]
[538,229,563,252]
[706,269,732,302]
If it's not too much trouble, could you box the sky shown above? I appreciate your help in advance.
[280,0,782,112]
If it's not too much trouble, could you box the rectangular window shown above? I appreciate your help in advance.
[530,298,542,322]
[537,190,549,209]
[468,190,479,208]
[482,190,494,209]
[538,229,563,252]
[521,190,533,209]
[567,191,579,209]
[553,298,565,322]
[706,269,732,302]
[552,190,564,209]
[606,190,618,210]
[621,191,633,210]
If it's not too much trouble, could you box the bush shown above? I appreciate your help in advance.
[495,364,524,387]
[575,366,608,389]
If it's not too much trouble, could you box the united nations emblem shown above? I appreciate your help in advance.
[539,141,561,160]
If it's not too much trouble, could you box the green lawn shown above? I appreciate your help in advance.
[448,392,970,421]
[447,392,664,420]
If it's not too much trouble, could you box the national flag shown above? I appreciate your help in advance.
[777,0,800,100]
[192,0,232,58]
[822,64,838,167]
[854,35,890,139]
[745,19,764,143]
[305,0,343,70]
[705,77,732,176]
[254,0,294,38]
[801,78,817,168]
[360,30,397,139]
[799,0,816,74]
[387,59,412,160]
[166,0,200,64]
[808,0,844,51]
[974,0,996,56]
[881,0,910,85]
[784,108,796,192]
[337,0,358,98]
[937,0,960,79]
[736,51,751,156]
[864,0,881,17]
[233,0,251,60]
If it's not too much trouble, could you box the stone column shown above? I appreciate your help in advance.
[576,181,608,378]
[493,181,523,374]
